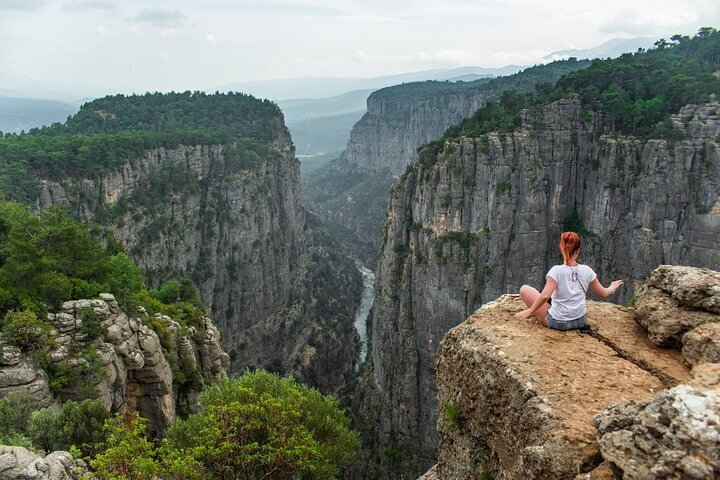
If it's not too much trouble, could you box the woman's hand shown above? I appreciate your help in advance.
[610,280,624,293]
[515,309,532,319]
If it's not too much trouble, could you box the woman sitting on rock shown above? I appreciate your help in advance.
[514,231,624,330]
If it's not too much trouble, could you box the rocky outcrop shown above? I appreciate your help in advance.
[594,363,720,480]
[33,111,362,394]
[2,294,228,436]
[0,352,52,409]
[587,265,720,479]
[635,265,720,348]
[683,323,720,365]
[0,446,87,480]
[425,266,720,480]
[355,100,720,478]
[427,295,688,479]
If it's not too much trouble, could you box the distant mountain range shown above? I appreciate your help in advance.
[0,96,78,134]
[0,35,659,138]
[214,65,521,102]
[545,36,657,61]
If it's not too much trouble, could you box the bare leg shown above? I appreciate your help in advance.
[519,285,550,327]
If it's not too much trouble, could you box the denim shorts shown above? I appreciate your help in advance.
[546,313,587,331]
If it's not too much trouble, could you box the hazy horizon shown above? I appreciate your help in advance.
[1,0,718,95]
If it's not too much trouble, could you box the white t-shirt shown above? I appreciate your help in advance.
[546,264,597,321]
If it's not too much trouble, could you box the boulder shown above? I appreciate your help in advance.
[433,295,688,479]
[634,265,720,347]
[682,322,720,366]
[594,363,720,479]
[0,446,87,480]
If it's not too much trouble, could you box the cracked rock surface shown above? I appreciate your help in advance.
[431,295,687,479]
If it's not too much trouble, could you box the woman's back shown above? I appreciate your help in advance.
[547,264,596,321]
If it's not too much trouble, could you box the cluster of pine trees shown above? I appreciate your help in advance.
[422,28,720,160]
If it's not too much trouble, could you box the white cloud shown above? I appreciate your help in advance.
[62,0,115,13]
[160,28,177,38]
[205,33,217,44]
[0,0,45,10]
[352,48,549,68]
[130,8,188,26]
[600,9,698,35]
[96,25,119,36]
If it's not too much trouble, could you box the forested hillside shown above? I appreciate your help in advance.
[0,92,284,203]
[425,28,720,156]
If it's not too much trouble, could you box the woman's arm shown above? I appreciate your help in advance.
[515,277,557,319]
[589,278,624,298]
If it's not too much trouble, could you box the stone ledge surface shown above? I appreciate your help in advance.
[434,295,689,479]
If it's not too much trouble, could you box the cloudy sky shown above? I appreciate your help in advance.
[1,0,718,93]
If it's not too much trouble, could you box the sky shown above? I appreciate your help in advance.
[1,0,718,93]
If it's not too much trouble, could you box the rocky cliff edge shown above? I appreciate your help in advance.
[425,265,719,479]
[0,293,229,436]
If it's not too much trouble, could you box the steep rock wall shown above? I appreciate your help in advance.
[353,99,720,478]
[34,127,361,393]
[345,90,488,176]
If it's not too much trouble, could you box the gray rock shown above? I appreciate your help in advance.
[0,446,87,480]
[634,266,720,348]
[0,345,21,367]
[634,285,719,347]
[0,360,41,389]
[0,295,230,437]
[643,265,720,314]
[682,322,720,366]
[594,363,720,480]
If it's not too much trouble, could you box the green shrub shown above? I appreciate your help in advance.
[163,371,359,480]
[77,306,108,340]
[0,390,34,436]
[442,401,460,430]
[1,310,50,352]
[52,399,110,456]
[90,412,163,480]
[28,408,56,454]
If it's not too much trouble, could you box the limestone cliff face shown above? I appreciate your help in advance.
[305,85,491,266]
[34,125,361,393]
[354,100,720,478]
[0,294,229,436]
[345,90,488,176]
[304,62,590,265]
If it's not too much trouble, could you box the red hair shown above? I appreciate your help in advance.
[560,232,581,263]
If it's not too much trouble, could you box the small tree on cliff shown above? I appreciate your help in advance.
[162,370,359,479]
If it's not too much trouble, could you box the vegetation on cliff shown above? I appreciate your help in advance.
[0,91,286,202]
[0,200,206,397]
[0,200,204,326]
[422,28,720,160]
[371,58,590,104]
